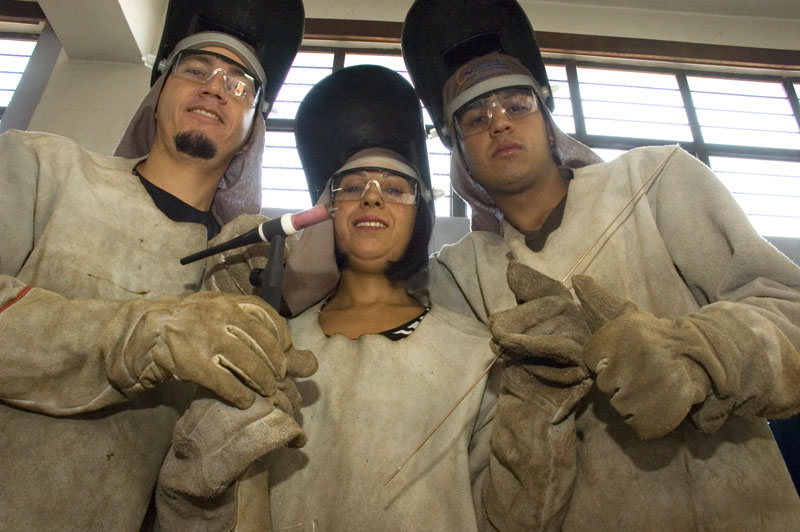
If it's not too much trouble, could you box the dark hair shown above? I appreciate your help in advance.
[334,201,434,283]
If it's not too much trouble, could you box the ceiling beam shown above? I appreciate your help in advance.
[0,0,45,24]
[304,18,800,71]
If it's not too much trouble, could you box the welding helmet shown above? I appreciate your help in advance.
[295,64,434,213]
[151,0,304,116]
[402,0,552,149]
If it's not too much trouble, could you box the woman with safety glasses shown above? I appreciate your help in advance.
[261,64,500,530]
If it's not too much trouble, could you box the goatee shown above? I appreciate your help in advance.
[174,131,217,159]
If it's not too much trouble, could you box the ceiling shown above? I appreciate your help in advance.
[1,0,798,64]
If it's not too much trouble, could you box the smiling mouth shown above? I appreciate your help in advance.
[190,108,221,122]
[355,220,387,228]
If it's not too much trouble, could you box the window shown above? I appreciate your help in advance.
[0,37,36,122]
[260,47,800,238]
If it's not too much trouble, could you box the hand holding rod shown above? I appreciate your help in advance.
[180,204,332,265]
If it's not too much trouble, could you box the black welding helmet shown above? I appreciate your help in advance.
[151,0,304,116]
[295,64,433,212]
[401,0,552,149]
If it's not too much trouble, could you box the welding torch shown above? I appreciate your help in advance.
[180,204,333,308]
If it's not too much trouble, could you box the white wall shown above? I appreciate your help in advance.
[27,51,151,153]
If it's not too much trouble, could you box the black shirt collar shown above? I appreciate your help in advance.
[133,165,221,239]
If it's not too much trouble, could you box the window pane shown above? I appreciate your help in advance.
[270,52,334,120]
[0,39,36,56]
[710,156,800,237]
[545,64,575,134]
[427,137,453,215]
[577,67,690,141]
[0,38,36,110]
[689,76,799,149]
[0,72,23,91]
[262,131,310,210]
[593,148,626,162]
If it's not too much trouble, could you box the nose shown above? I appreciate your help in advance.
[360,180,384,207]
[199,69,228,102]
[489,104,513,136]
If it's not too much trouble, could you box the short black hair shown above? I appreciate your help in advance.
[335,201,433,283]
[385,201,433,282]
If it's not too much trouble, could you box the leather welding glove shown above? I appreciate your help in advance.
[156,346,316,531]
[488,260,592,423]
[156,378,313,532]
[483,261,592,532]
[573,275,726,439]
[99,290,301,409]
[205,213,296,296]
[205,214,270,296]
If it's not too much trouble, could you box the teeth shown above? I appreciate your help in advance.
[191,109,221,122]
[355,221,387,228]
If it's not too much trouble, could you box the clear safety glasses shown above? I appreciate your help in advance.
[170,49,263,107]
[330,167,420,206]
[454,87,539,138]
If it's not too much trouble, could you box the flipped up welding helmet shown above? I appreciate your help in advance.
[401,0,552,149]
[151,0,304,116]
[295,64,434,212]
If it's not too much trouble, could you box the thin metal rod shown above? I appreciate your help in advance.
[384,146,679,487]
[383,351,502,486]
[560,145,678,284]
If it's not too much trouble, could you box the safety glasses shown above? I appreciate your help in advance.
[454,86,539,138]
[170,49,262,107]
[330,167,420,206]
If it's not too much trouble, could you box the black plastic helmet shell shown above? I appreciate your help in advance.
[295,65,433,210]
[151,0,304,116]
[402,0,552,149]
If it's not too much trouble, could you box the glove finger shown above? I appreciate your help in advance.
[496,330,585,362]
[277,379,303,414]
[236,300,292,350]
[608,382,693,440]
[489,296,577,336]
[594,352,708,439]
[285,348,318,378]
[192,367,258,410]
[223,325,287,384]
[572,275,638,332]
[239,243,269,272]
[582,332,618,374]
[203,259,242,294]
[507,260,571,302]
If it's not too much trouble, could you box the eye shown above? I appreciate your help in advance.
[176,58,211,79]
[459,110,489,130]
[503,95,533,117]
[469,115,489,127]
[382,176,414,196]
[383,187,405,197]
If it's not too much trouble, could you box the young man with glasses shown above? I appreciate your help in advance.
[0,1,316,530]
[403,0,800,530]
